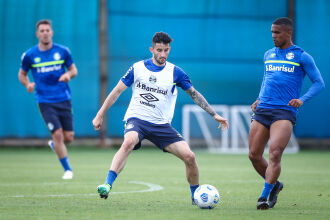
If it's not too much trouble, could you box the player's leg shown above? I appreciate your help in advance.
[165,141,199,203]
[249,120,270,178]
[97,131,139,199]
[265,120,292,207]
[63,131,74,143]
[110,131,139,173]
[39,102,73,179]
[249,120,271,209]
[52,128,67,158]
[51,128,73,179]
[266,120,292,183]
[56,101,75,179]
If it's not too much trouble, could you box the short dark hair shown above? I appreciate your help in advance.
[273,17,293,31]
[36,19,52,30]
[152,32,173,46]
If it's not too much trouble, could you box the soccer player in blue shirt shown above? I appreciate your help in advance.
[92,32,229,203]
[249,17,325,209]
[18,19,78,179]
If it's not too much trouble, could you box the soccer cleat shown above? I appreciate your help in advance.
[192,198,197,205]
[268,181,283,208]
[48,140,55,152]
[97,184,111,199]
[257,197,269,210]
[62,170,73,179]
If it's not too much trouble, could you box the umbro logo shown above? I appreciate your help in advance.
[140,93,159,102]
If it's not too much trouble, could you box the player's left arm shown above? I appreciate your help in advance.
[59,47,78,82]
[288,52,325,108]
[185,86,229,131]
[59,63,78,82]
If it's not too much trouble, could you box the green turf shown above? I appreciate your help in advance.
[0,147,329,220]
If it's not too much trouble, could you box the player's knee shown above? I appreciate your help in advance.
[64,133,74,143]
[269,148,283,162]
[52,130,64,142]
[183,151,196,165]
[248,151,262,162]
[121,138,136,152]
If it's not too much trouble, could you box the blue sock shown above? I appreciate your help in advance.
[59,156,72,171]
[190,184,199,199]
[105,170,118,187]
[260,182,274,199]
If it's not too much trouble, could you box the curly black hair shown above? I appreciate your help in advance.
[152,32,173,46]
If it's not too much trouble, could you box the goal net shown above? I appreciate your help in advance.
[182,105,299,154]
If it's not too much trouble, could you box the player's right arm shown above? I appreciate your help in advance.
[18,68,35,93]
[93,65,134,130]
[93,80,128,130]
[18,51,35,93]
[251,99,260,112]
[252,51,268,111]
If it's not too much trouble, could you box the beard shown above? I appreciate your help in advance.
[154,56,166,65]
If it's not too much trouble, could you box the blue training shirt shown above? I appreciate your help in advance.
[257,45,325,114]
[121,58,192,90]
[20,43,74,103]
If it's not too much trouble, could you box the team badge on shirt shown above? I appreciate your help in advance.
[149,75,157,84]
[53,52,61,60]
[286,52,294,60]
[269,53,276,58]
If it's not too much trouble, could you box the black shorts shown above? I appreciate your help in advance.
[251,108,296,129]
[124,117,184,152]
[38,100,73,133]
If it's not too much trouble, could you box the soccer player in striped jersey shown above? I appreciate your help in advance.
[93,32,229,203]
[249,17,325,209]
[18,19,78,179]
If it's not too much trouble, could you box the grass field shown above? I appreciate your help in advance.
[0,147,329,220]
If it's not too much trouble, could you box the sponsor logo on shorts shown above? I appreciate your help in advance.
[126,123,134,130]
[47,122,54,131]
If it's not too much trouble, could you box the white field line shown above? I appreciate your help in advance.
[1,181,163,198]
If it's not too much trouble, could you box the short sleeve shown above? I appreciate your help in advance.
[63,47,73,68]
[173,66,192,90]
[20,52,31,72]
[121,66,134,87]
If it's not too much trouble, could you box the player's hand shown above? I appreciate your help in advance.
[26,82,35,93]
[251,99,260,112]
[288,99,303,108]
[59,72,71,82]
[213,114,229,131]
[92,114,103,130]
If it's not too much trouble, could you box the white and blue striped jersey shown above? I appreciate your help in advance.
[121,58,192,124]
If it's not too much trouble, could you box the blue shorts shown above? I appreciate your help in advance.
[252,108,296,129]
[124,118,184,152]
[38,100,73,133]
